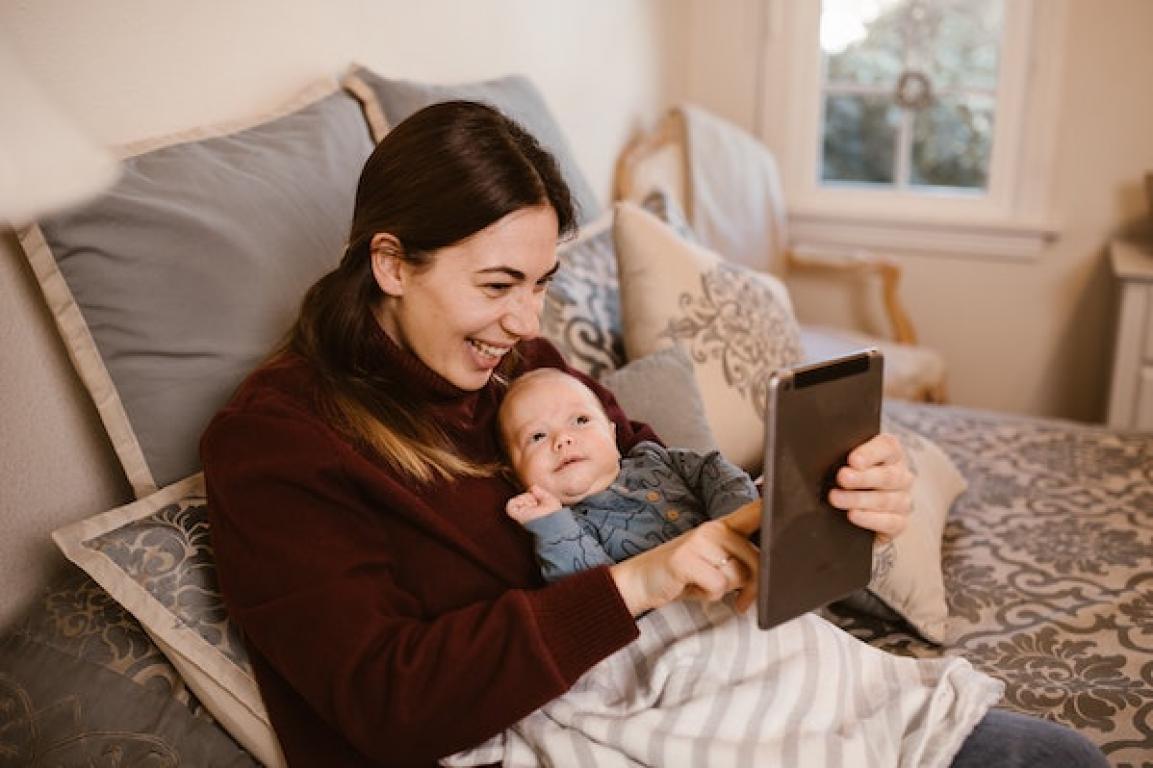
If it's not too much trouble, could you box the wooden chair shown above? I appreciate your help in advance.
[613,107,947,404]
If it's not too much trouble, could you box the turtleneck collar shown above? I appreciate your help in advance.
[365,318,495,411]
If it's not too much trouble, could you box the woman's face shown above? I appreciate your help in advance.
[373,205,560,391]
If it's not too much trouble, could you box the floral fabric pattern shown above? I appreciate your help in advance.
[542,222,625,380]
[827,401,1153,766]
[660,260,803,422]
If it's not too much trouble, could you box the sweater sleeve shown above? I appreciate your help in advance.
[201,399,638,765]
[662,446,761,520]
[523,507,617,582]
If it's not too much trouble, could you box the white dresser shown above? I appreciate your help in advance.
[1107,238,1153,430]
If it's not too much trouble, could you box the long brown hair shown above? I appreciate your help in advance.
[287,101,577,483]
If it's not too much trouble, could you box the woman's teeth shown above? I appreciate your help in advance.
[469,339,509,359]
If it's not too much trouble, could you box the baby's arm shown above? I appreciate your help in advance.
[665,448,760,520]
[508,487,616,582]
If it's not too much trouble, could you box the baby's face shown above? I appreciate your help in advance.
[500,372,621,505]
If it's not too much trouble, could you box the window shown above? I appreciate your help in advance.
[759,0,1068,258]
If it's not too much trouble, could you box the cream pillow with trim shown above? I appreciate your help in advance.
[613,201,803,474]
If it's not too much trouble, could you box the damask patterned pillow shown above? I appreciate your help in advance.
[0,569,256,765]
[834,414,967,643]
[613,201,803,473]
[541,211,625,379]
[51,474,285,768]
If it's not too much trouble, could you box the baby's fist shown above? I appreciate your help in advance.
[506,485,561,524]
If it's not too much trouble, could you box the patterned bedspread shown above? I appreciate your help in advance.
[827,401,1153,768]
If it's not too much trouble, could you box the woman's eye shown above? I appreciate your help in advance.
[483,283,513,294]
[533,276,554,293]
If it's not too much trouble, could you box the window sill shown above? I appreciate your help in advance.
[788,210,1059,261]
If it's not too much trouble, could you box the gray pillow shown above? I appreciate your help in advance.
[20,84,374,493]
[345,66,601,225]
[601,345,719,453]
[1,570,257,766]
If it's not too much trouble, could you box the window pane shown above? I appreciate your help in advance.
[910,0,1003,91]
[910,94,994,189]
[822,0,905,87]
[822,93,899,184]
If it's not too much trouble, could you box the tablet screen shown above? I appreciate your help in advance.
[757,349,883,631]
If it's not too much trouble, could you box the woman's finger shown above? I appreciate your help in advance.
[837,462,913,492]
[847,507,909,539]
[829,488,911,515]
[847,433,904,470]
[720,499,762,537]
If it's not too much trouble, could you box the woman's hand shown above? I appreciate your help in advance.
[829,433,913,543]
[609,500,761,617]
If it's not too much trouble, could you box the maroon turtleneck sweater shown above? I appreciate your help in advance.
[201,328,654,766]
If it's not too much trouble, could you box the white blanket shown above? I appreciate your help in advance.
[446,601,1002,767]
[679,103,790,277]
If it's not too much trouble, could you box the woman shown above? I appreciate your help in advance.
[201,101,1105,767]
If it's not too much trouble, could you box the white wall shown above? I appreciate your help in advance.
[681,0,1153,424]
[0,0,690,628]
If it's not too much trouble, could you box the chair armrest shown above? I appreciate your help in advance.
[785,247,919,346]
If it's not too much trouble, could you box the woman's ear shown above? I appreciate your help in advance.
[370,233,407,297]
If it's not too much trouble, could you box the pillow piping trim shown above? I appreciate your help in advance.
[18,223,157,497]
[341,66,391,142]
[50,473,266,722]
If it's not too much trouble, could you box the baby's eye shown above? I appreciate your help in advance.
[529,431,547,444]
[575,414,591,426]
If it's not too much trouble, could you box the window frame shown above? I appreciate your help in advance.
[758,0,1068,259]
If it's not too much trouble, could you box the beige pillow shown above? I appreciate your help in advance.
[843,418,966,643]
[613,201,802,473]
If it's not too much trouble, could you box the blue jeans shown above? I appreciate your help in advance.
[951,709,1110,767]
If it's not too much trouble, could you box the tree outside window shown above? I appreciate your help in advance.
[819,0,1004,193]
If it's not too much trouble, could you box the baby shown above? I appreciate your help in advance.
[498,367,759,582]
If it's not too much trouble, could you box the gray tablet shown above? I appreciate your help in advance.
[757,349,883,631]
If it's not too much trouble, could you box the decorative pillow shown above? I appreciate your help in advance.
[838,415,967,643]
[342,65,601,225]
[613,201,803,473]
[0,570,257,766]
[17,80,374,496]
[51,475,285,768]
[541,211,624,379]
[601,346,720,454]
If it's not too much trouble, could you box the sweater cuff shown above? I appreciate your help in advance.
[526,566,638,684]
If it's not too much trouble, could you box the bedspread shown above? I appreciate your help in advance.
[828,402,1153,767]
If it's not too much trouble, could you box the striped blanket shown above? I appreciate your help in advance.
[446,600,1002,767]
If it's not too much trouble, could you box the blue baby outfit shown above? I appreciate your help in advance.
[523,441,759,582]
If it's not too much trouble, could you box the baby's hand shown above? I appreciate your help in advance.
[506,485,562,524]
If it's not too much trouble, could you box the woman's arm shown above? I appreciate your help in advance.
[202,398,638,764]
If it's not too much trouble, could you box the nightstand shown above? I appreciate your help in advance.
[1107,238,1153,430]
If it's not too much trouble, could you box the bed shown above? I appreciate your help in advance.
[2,68,1150,767]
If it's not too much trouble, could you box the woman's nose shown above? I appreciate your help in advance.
[501,290,542,338]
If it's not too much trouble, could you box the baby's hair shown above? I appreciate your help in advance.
[497,368,610,449]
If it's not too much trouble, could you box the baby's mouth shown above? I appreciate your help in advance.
[556,455,584,471]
